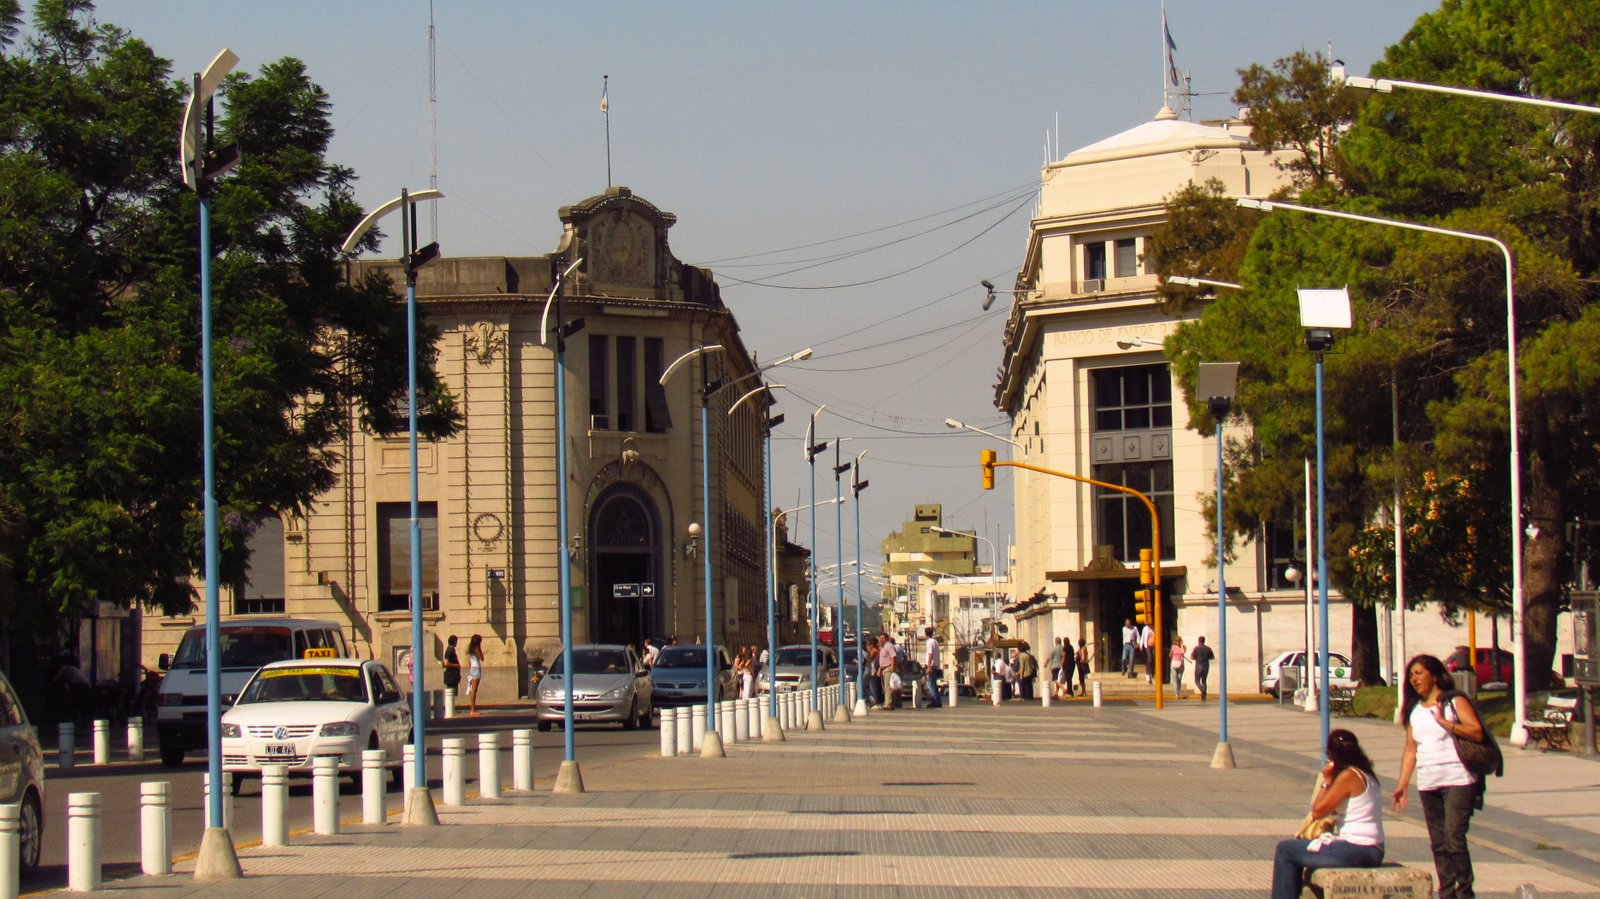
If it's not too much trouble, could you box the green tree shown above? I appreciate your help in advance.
[0,1,458,636]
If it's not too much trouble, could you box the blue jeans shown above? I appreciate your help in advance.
[1421,784,1477,899]
[1120,643,1135,675]
[1271,837,1384,899]
[924,670,941,707]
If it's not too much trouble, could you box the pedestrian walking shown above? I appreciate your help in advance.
[1120,618,1137,678]
[441,635,462,697]
[1189,636,1214,701]
[922,627,942,708]
[1047,638,1064,684]
[1016,643,1038,701]
[1392,653,1487,899]
[1169,635,1186,697]
[1057,637,1075,698]
[877,637,901,710]
[1075,639,1092,696]
[1138,621,1154,683]
[864,637,881,707]
[464,634,484,715]
[1270,729,1386,899]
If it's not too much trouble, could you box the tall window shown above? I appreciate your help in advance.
[588,335,609,429]
[643,338,672,432]
[236,515,285,615]
[1093,463,1176,561]
[1114,238,1138,278]
[616,336,637,432]
[377,502,438,612]
[1094,364,1172,431]
[1084,242,1107,281]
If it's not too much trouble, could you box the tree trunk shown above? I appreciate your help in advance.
[1351,601,1384,686]
[1522,441,1565,693]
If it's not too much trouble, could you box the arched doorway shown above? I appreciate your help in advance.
[588,486,663,651]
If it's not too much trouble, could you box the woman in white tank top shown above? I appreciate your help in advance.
[1391,653,1484,899]
[1270,729,1386,899]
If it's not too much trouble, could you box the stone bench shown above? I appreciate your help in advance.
[1306,863,1432,898]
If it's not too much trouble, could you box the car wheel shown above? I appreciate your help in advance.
[17,789,41,875]
[639,704,653,730]
[537,720,552,732]
[622,699,639,730]
[159,743,185,767]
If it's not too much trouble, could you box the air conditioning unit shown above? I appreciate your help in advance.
[1082,278,1105,292]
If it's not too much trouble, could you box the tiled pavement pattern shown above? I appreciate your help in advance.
[77,697,1600,898]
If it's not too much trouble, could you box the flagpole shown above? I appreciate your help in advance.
[1160,1,1168,110]
[603,74,612,189]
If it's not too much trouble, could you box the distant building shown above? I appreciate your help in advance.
[143,187,787,700]
[879,504,1003,676]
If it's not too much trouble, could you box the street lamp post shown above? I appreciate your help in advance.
[1198,362,1240,768]
[832,443,853,722]
[180,47,243,882]
[1239,196,1529,743]
[342,187,445,820]
[730,382,786,739]
[538,257,584,790]
[851,452,869,714]
[805,405,829,726]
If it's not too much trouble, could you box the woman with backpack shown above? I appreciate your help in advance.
[1391,653,1488,899]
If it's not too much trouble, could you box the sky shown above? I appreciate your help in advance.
[89,0,1440,581]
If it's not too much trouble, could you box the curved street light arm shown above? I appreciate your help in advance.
[659,345,725,386]
[340,189,445,255]
[539,257,585,348]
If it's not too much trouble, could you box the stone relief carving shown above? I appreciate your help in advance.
[465,321,505,365]
[591,210,655,287]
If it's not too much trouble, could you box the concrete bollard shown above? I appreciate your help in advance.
[202,772,234,831]
[478,733,500,800]
[1043,683,1052,708]
[691,705,706,752]
[67,792,100,892]
[92,720,110,765]
[993,681,1002,707]
[260,765,289,847]
[442,738,466,806]
[748,698,762,739]
[1093,679,1103,707]
[362,749,388,824]
[676,706,693,756]
[717,700,734,745]
[312,755,340,835]
[660,708,677,757]
[402,744,415,794]
[949,680,959,708]
[139,781,171,875]
[0,803,18,898]
[58,722,75,771]
[513,729,534,791]
[734,699,749,742]
[127,719,145,762]
[444,687,457,719]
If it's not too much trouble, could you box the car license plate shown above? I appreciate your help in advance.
[265,743,295,757]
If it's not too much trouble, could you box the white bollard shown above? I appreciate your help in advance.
[442,738,466,806]
[748,698,762,739]
[993,681,1002,707]
[1043,682,1053,708]
[660,708,677,757]
[513,729,534,791]
[202,772,234,831]
[67,792,100,892]
[92,720,110,765]
[312,755,340,835]
[676,706,692,756]
[1093,679,1103,708]
[691,705,706,752]
[127,719,144,762]
[362,749,388,824]
[260,765,289,847]
[402,744,416,794]
[58,722,75,771]
[948,680,959,708]
[717,700,734,745]
[1,803,20,897]
[478,733,500,800]
[443,687,457,719]
[911,681,922,709]
[733,699,749,742]
[139,781,171,875]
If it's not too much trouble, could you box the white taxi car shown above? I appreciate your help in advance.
[221,658,410,791]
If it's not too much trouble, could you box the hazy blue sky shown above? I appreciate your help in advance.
[89,0,1438,585]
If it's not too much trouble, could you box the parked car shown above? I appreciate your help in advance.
[157,617,350,767]
[1448,647,1514,686]
[220,658,410,793]
[759,644,839,694]
[534,645,653,731]
[649,644,735,708]
[0,667,44,875]
[1261,650,1357,697]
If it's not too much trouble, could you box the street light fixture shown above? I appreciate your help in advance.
[730,381,787,735]
[1342,75,1600,116]
[1115,337,1163,350]
[342,186,445,816]
[831,443,853,722]
[804,404,829,726]
[851,450,870,713]
[944,418,1022,448]
[1239,195,1531,744]
[1197,362,1239,769]
[180,46,243,882]
[1166,275,1244,291]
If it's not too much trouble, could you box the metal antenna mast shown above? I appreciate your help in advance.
[428,0,438,242]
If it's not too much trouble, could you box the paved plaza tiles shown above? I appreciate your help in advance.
[76,697,1600,897]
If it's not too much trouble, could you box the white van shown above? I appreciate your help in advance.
[155,617,349,766]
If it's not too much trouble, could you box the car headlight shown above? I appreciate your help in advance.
[539,687,560,700]
[220,723,240,738]
[601,685,629,699]
[319,721,361,737]
[159,693,184,706]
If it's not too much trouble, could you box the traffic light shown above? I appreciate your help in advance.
[980,449,996,489]
[1136,548,1155,625]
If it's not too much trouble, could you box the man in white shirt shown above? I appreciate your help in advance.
[1138,623,1154,683]
[922,627,942,708]
[1121,618,1138,678]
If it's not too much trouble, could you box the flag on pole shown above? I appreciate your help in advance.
[1164,10,1180,87]
[600,79,609,113]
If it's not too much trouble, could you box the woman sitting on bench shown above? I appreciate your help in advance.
[1270,729,1386,899]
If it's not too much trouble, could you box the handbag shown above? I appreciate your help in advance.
[1444,691,1504,777]
[1292,772,1336,840]
[888,671,903,692]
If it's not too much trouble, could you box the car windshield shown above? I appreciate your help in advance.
[775,648,817,667]
[239,666,368,704]
[654,647,706,669]
[547,649,631,676]
[171,627,293,670]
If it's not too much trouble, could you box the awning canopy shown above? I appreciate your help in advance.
[1045,564,1187,582]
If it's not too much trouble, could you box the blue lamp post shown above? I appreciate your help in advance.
[341,187,444,821]
[1198,362,1239,769]
[539,257,585,790]
[851,451,869,713]
[180,46,243,882]
[804,405,829,725]
[731,382,786,736]
[831,443,853,721]
[1297,287,1352,755]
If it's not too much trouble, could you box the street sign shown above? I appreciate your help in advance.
[613,583,640,598]
[640,583,655,598]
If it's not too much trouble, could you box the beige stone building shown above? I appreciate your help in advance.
[143,187,801,699]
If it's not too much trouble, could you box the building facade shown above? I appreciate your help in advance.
[143,187,796,700]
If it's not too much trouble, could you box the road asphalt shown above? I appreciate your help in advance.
[28,694,1600,898]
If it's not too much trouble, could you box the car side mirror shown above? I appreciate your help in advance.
[157,653,171,671]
